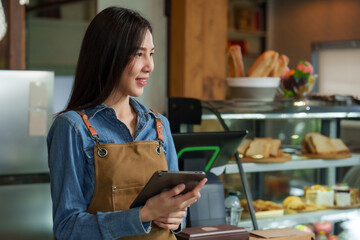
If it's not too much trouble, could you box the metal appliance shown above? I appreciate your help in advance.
[0,70,54,239]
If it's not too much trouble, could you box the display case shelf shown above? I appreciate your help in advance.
[225,154,360,174]
[202,100,360,120]
[239,208,360,230]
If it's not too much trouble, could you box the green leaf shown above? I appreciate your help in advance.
[299,60,307,66]
[283,89,295,98]
[294,69,310,82]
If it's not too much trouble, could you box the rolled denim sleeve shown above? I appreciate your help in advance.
[47,115,151,239]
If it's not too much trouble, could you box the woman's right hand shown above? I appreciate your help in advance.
[140,178,207,223]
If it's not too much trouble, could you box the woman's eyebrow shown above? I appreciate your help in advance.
[137,47,155,51]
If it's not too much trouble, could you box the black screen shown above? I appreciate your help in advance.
[172,131,248,171]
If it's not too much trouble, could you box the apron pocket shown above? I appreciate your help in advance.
[112,184,143,211]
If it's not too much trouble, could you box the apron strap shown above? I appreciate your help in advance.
[76,110,99,138]
[77,109,164,143]
[76,110,107,158]
[151,109,164,142]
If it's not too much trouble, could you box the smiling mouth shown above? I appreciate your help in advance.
[136,78,147,86]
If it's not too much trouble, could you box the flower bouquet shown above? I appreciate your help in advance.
[279,61,317,99]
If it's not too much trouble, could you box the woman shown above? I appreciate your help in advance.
[47,7,207,240]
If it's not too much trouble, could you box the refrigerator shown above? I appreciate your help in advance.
[0,70,54,239]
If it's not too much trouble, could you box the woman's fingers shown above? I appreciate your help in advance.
[153,221,180,230]
[173,178,207,204]
[162,210,187,219]
[192,178,208,193]
[155,217,184,225]
[162,183,186,198]
[153,211,185,230]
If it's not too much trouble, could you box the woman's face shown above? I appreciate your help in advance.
[118,30,154,98]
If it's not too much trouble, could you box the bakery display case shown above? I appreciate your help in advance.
[182,99,360,231]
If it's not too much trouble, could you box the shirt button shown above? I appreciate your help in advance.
[120,124,123,127]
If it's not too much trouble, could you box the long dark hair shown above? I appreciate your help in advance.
[61,7,152,114]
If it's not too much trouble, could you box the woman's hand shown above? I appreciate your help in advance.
[140,178,207,223]
[153,209,187,230]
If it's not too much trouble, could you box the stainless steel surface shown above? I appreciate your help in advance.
[0,70,54,239]
[0,183,53,239]
[0,70,54,174]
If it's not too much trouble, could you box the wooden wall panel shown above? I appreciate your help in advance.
[203,0,227,100]
[169,0,227,100]
[184,0,203,98]
[9,1,25,69]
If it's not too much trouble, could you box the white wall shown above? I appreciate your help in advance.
[318,48,360,96]
[98,0,168,114]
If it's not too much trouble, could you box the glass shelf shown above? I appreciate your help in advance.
[239,208,360,230]
[225,154,360,173]
[201,100,360,120]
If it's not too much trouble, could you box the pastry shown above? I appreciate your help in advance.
[283,196,306,210]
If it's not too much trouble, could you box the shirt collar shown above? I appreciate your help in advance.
[83,97,155,120]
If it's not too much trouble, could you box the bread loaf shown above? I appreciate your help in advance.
[247,50,279,77]
[269,54,289,77]
[310,134,336,154]
[245,138,272,158]
[302,132,323,153]
[228,45,245,77]
[302,132,350,154]
[330,138,350,153]
[237,138,252,155]
[269,139,281,157]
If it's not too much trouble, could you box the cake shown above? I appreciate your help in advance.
[332,184,351,207]
[305,185,334,207]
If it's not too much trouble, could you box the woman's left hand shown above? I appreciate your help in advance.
[153,209,187,230]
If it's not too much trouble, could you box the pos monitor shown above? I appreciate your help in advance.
[172,130,248,172]
[171,131,248,227]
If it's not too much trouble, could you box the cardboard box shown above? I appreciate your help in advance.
[176,224,249,240]
[250,228,315,240]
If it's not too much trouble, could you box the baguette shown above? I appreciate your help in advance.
[269,54,289,77]
[247,50,279,77]
[228,45,245,77]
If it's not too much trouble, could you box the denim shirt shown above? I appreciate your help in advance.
[47,97,182,240]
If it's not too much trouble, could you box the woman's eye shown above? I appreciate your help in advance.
[150,52,154,57]
[136,52,143,57]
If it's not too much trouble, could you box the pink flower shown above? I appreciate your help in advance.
[296,61,313,74]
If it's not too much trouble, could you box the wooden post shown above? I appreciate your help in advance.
[169,0,227,100]
[9,0,25,70]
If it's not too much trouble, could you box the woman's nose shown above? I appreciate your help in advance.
[143,55,154,73]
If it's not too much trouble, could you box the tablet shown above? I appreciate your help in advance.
[130,171,206,209]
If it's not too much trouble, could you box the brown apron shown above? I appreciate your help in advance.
[78,111,177,240]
